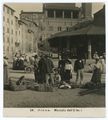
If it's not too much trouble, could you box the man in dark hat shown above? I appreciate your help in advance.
[38,54,46,83]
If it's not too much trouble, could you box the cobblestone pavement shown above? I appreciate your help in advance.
[4,67,105,108]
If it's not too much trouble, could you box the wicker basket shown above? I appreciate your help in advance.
[9,77,27,91]
[36,84,54,92]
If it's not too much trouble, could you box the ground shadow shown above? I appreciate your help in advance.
[79,87,105,96]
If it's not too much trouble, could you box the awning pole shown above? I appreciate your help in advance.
[58,39,60,59]
[88,39,92,59]
[66,39,70,50]
[58,47,59,59]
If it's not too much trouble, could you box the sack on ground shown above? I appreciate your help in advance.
[59,82,71,89]
[81,82,96,89]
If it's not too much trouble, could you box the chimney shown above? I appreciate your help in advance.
[81,3,92,20]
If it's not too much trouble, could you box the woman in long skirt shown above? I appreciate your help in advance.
[91,57,102,84]
[65,59,73,83]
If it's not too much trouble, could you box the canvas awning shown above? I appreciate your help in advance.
[49,24,105,40]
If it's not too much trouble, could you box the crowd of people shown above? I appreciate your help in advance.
[4,51,106,89]
[13,53,30,70]
[32,51,105,88]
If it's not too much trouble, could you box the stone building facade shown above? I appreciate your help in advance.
[20,11,44,53]
[42,3,81,40]
[3,4,16,59]
[20,3,84,42]
[20,3,92,47]
[3,4,36,60]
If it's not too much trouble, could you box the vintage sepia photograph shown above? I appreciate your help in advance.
[3,2,106,117]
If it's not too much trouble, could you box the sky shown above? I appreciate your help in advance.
[5,3,104,18]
